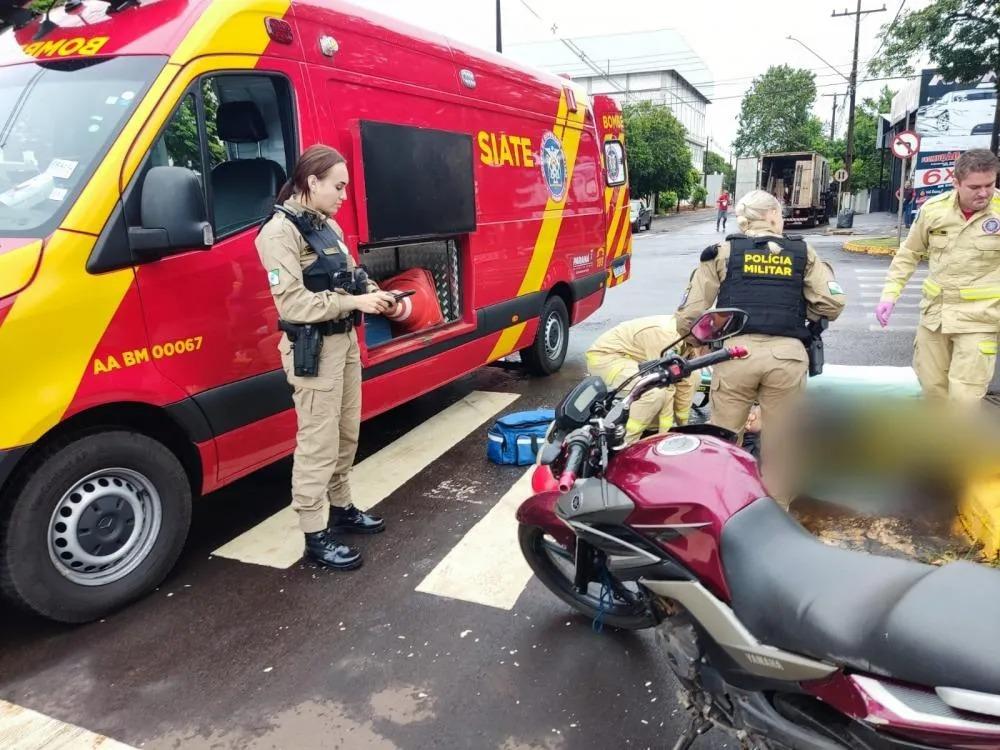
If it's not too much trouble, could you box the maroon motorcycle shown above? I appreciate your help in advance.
[517,309,1000,750]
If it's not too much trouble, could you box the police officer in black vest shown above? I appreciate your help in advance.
[256,145,396,570]
[676,190,846,506]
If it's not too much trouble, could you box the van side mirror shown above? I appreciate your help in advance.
[129,166,214,260]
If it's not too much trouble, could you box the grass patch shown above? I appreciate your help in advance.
[857,236,900,248]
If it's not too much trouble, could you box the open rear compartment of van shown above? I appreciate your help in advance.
[360,238,463,347]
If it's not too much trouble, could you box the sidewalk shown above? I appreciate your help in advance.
[827,211,902,238]
[648,207,716,232]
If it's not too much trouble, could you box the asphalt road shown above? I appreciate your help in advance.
[0,212,944,750]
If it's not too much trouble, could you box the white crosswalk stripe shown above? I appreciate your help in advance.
[212,390,520,569]
[0,700,135,750]
[415,469,535,610]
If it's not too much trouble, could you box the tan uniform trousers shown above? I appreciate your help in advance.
[914,326,999,401]
[281,329,362,533]
[588,354,698,444]
[710,334,808,506]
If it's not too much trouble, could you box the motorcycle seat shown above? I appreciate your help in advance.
[721,498,1000,695]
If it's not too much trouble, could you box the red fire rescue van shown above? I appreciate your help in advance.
[0,0,632,621]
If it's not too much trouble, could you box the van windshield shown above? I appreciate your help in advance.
[0,56,164,237]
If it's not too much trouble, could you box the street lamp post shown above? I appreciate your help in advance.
[495,0,502,53]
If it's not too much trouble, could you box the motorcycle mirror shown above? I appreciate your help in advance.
[690,308,749,344]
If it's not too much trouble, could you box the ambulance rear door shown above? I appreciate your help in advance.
[592,95,630,287]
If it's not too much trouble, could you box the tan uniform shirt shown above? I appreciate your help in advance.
[587,315,685,364]
[255,198,378,326]
[676,223,846,336]
[881,190,1000,334]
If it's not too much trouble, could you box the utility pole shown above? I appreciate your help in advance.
[832,0,885,199]
[822,93,841,141]
[703,135,710,189]
[495,0,502,53]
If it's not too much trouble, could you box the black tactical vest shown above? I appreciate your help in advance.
[272,205,353,293]
[716,234,809,341]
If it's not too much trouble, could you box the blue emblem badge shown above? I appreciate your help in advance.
[540,131,567,202]
[983,218,1000,235]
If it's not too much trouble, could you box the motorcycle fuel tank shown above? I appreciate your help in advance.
[605,433,767,601]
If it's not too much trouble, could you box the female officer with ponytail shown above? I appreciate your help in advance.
[256,145,397,570]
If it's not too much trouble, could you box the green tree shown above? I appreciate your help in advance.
[705,151,735,191]
[813,87,894,192]
[733,66,820,156]
[623,100,693,200]
[869,0,1000,154]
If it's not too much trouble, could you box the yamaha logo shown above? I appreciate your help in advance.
[746,653,784,671]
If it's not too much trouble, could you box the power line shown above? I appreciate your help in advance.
[516,0,635,102]
[870,0,906,61]
[607,74,919,112]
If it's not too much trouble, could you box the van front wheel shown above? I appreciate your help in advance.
[0,431,192,623]
[520,296,569,376]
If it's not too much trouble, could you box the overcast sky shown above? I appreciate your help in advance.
[348,0,932,158]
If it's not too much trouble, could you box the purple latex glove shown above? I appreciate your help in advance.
[875,301,895,328]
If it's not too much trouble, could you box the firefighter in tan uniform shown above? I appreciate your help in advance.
[586,315,699,444]
[676,189,846,506]
[876,149,1000,400]
[256,145,397,570]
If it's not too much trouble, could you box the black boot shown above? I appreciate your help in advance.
[304,530,362,570]
[328,504,386,535]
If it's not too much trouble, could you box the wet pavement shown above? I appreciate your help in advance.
[0,212,970,749]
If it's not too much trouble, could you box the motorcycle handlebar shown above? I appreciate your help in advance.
[684,346,748,373]
[558,439,589,492]
[622,347,749,410]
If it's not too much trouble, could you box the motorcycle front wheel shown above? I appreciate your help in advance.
[518,524,657,630]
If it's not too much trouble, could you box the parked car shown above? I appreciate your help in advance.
[630,199,652,232]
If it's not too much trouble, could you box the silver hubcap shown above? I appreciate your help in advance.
[543,312,565,362]
[48,468,162,586]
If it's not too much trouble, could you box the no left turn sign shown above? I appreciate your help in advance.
[891,130,921,159]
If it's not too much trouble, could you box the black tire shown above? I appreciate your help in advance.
[520,295,569,376]
[632,219,641,233]
[518,524,656,630]
[644,217,652,231]
[0,431,192,623]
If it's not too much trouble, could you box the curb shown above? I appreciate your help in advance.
[842,239,898,256]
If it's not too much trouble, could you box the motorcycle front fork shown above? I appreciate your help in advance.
[573,538,598,594]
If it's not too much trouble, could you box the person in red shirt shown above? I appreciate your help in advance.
[716,189,731,232]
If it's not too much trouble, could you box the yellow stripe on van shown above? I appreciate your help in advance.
[2,3,291,448]
[960,286,1000,301]
[0,242,42,300]
[170,0,292,64]
[0,233,133,447]
[610,187,630,259]
[488,92,585,361]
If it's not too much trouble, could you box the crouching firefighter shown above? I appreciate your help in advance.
[256,145,397,570]
[675,189,846,507]
[585,315,701,445]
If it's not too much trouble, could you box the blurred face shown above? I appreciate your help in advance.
[954,170,997,214]
[306,162,349,215]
